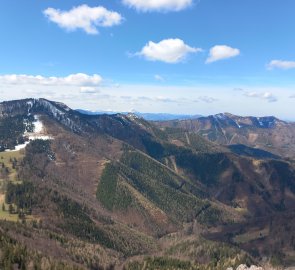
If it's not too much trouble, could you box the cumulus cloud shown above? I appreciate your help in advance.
[0,73,103,86]
[206,45,240,63]
[136,39,202,63]
[244,91,278,103]
[122,0,193,12]
[267,60,295,70]
[44,5,123,34]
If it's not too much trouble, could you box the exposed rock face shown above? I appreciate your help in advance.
[236,265,263,270]
[227,265,283,270]
[227,266,261,270]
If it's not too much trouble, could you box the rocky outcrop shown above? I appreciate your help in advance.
[227,265,283,270]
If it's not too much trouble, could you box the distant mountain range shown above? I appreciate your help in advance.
[76,109,202,121]
[156,112,295,159]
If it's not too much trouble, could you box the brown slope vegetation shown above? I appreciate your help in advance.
[0,115,158,268]
[1,99,295,269]
[155,113,295,159]
[129,121,295,220]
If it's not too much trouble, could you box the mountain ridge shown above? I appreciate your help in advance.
[156,112,295,159]
[0,98,295,269]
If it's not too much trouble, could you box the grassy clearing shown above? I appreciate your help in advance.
[233,227,269,244]
[0,150,37,222]
[0,151,23,222]
[0,150,24,182]
[0,150,23,162]
[0,194,19,222]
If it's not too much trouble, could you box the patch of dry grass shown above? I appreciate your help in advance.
[233,227,269,244]
[0,150,38,222]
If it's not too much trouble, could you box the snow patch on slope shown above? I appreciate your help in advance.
[214,113,227,120]
[5,115,53,152]
[26,115,53,140]
[6,142,30,152]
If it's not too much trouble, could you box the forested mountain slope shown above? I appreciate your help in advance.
[0,99,294,269]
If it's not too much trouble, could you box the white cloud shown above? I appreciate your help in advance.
[290,94,295,99]
[122,0,193,12]
[206,45,240,63]
[44,5,123,34]
[261,92,278,102]
[2,82,294,120]
[244,92,258,98]
[244,91,278,103]
[154,74,165,82]
[0,73,103,86]
[267,60,295,70]
[136,39,202,63]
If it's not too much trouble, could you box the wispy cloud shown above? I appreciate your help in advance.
[80,87,100,94]
[124,95,218,104]
[154,74,165,82]
[244,91,278,102]
[135,38,202,63]
[197,96,218,103]
[0,73,103,86]
[136,96,183,103]
[267,60,295,70]
[234,87,278,103]
[206,45,240,63]
[44,5,123,34]
[122,0,193,12]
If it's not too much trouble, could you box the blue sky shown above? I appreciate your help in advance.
[0,0,294,119]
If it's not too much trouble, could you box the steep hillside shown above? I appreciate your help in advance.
[0,99,295,269]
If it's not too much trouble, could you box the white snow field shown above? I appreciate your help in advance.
[5,115,53,152]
